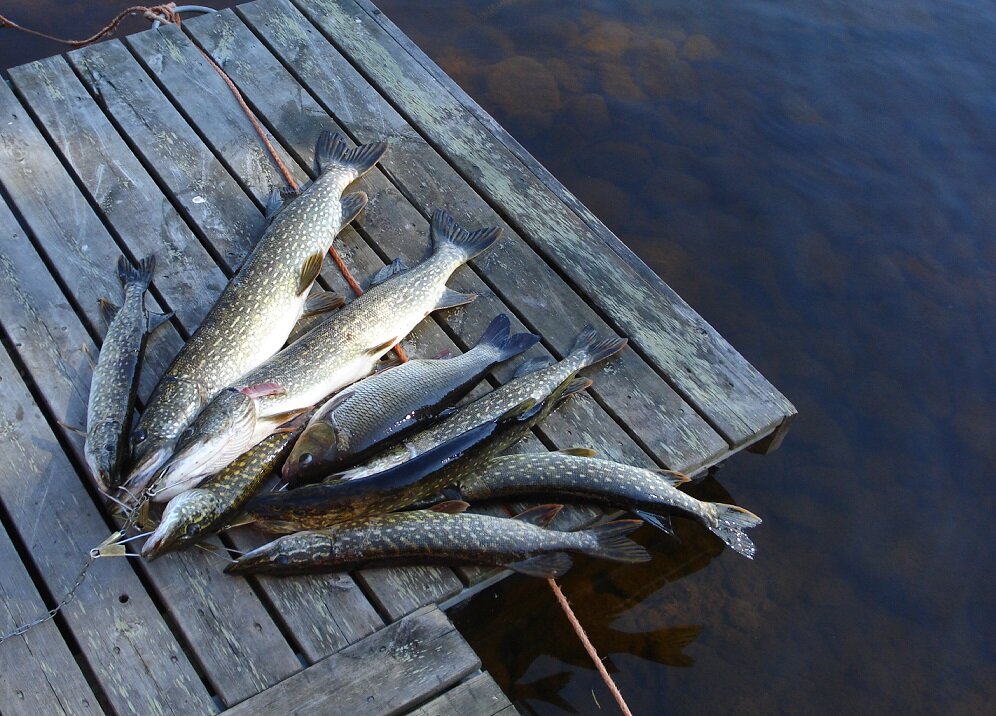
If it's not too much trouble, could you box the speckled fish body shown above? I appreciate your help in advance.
[149,210,502,500]
[126,131,386,492]
[224,508,649,576]
[142,416,309,557]
[246,375,589,533]
[458,452,763,558]
[283,313,540,485]
[85,256,165,492]
[338,325,626,480]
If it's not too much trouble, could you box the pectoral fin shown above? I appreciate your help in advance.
[435,288,476,311]
[428,500,470,514]
[302,290,345,317]
[298,251,325,295]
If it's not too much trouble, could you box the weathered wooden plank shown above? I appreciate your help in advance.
[224,606,480,716]
[405,672,517,716]
[68,41,261,273]
[232,0,726,474]
[0,245,214,714]
[0,522,103,716]
[0,84,304,704]
[7,55,229,334]
[10,47,385,665]
[117,23,463,620]
[293,0,795,447]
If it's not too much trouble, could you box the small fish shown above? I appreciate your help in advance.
[224,504,649,576]
[282,313,540,485]
[337,324,626,480]
[141,414,310,558]
[126,130,386,493]
[246,374,589,533]
[150,209,501,500]
[85,256,170,492]
[454,451,763,558]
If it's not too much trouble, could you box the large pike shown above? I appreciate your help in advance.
[150,210,501,501]
[141,414,310,558]
[245,374,590,533]
[225,504,649,577]
[456,451,763,558]
[282,313,540,485]
[85,256,170,492]
[336,325,626,480]
[126,130,386,491]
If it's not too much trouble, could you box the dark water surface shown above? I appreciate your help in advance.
[3,1,994,713]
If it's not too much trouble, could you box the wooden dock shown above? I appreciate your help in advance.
[0,0,794,713]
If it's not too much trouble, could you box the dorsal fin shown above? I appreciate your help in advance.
[367,258,409,288]
[557,447,597,457]
[298,251,325,295]
[513,356,554,378]
[98,298,120,325]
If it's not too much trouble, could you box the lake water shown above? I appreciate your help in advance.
[3,1,994,713]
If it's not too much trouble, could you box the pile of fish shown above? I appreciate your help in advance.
[85,129,761,581]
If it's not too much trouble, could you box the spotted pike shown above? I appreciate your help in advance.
[126,130,386,491]
[282,313,540,485]
[225,504,649,577]
[246,374,590,533]
[150,210,501,501]
[336,324,626,480]
[456,451,763,558]
[85,256,170,492]
[141,414,310,557]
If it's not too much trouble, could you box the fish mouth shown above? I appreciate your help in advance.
[150,441,228,502]
[141,514,182,559]
[123,442,174,495]
[223,543,274,575]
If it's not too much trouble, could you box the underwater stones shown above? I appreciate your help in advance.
[681,34,721,61]
[597,61,646,103]
[546,57,586,94]
[454,25,514,65]
[576,21,634,57]
[486,55,561,123]
[588,140,654,185]
[644,169,711,205]
[561,93,611,137]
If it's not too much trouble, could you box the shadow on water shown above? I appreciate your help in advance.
[3,0,995,713]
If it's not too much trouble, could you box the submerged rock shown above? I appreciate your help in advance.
[681,34,721,61]
[486,56,562,117]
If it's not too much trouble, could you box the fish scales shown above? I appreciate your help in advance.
[85,256,164,491]
[151,210,501,500]
[126,131,386,490]
[283,313,539,483]
[459,452,763,558]
[247,375,589,532]
[337,325,626,480]
[225,509,649,576]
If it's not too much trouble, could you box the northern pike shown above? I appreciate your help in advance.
[336,325,626,480]
[225,503,649,577]
[149,210,501,501]
[141,414,310,557]
[246,374,590,533]
[85,256,170,492]
[126,130,386,491]
[282,313,540,485]
[455,451,763,558]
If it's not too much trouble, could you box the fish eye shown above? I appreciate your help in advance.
[276,554,290,566]
[185,524,200,537]
[299,453,313,468]
[180,426,195,441]
[133,428,147,444]
[104,443,115,453]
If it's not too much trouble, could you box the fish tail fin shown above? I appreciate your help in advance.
[430,209,501,262]
[118,255,155,291]
[586,519,651,563]
[474,313,541,362]
[315,130,387,179]
[568,324,628,367]
[708,504,762,559]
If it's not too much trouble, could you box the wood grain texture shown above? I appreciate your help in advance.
[405,672,517,716]
[292,0,795,447]
[0,523,103,716]
[0,155,300,703]
[224,606,480,715]
[22,40,385,663]
[0,260,213,714]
